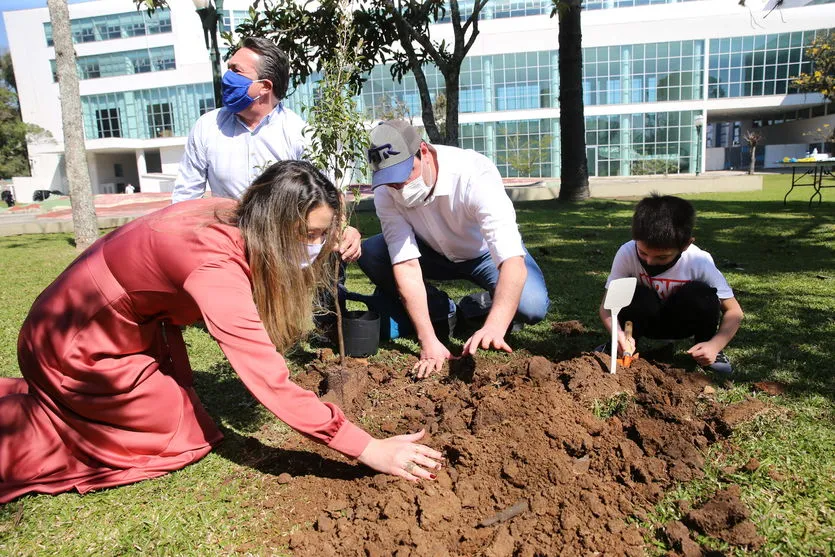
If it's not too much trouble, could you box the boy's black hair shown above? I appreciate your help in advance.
[631,194,695,250]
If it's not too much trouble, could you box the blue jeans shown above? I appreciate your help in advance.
[357,233,549,336]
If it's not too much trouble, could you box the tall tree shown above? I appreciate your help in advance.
[226,0,486,146]
[793,31,835,104]
[551,0,590,201]
[1,50,51,180]
[1,52,17,90]
[47,0,98,250]
[1,53,30,178]
[0,89,35,179]
[743,130,762,176]
[383,0,487,145]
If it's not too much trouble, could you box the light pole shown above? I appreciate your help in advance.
[192,0,224,109]
[694,114,705,176]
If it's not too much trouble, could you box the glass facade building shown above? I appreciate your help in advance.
[81,83,216,140]
[70,10,828,178]
[355,38,708,118]
[50,46,176,81]
[708,28,830,98]
[43,9,171,46]
[14,0,829,197]
[439,0,700,22]
[315,27,826,178]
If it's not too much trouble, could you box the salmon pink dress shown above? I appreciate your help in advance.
[0,199,371,503]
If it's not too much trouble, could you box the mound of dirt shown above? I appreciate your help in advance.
[252,352,764,556]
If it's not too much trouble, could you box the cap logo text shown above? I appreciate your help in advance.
[368,143,400,165]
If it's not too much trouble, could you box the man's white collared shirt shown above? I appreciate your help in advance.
[374,145,525,267]
[172,104,307,202]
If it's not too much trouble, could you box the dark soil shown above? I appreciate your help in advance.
[239,351,767,556]
[752,380,787,396]
[550,320,587,335]
[683,485,765,550]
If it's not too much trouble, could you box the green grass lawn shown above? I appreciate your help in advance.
[1,175,833,555]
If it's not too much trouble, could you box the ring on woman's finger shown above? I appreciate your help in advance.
[403,461,417,474]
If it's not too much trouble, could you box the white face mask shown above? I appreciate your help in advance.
[301,241,324,269]
[392,161,433,208]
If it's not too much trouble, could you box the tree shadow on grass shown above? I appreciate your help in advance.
[213,428,373,481]
[192,361,374,481]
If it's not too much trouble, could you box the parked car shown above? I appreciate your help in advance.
[32,189,64,202]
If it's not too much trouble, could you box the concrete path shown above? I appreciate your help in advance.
[0,172,764,237]
[0,193,173,237]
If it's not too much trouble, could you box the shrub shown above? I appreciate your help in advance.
[630,158,678,175]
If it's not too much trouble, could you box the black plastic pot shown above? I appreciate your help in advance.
[342,309,380,357]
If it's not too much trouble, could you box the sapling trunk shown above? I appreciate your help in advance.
[325,254,347,407]
[334,255,345,364]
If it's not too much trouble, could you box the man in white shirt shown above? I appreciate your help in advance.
[172,37,360,262]
[358,120,549,378]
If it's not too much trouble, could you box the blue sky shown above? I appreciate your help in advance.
[0,0,97,52]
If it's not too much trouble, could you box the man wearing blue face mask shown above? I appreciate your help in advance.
[172,37,360,264]
[173,38,304,202]
[358,120,550,378]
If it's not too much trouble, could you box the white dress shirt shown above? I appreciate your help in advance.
[374,145,525,266]
[172,103,308,203]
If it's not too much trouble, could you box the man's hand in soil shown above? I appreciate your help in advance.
[357,429,444,481]
[338,225,362,263]
[414,338,451,379]
[462,323,513,356]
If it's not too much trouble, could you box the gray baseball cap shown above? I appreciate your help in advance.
[367,120,422,188]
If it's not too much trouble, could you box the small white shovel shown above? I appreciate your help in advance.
[602,277,637,375]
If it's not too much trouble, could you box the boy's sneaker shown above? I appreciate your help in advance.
[706,351,733,375]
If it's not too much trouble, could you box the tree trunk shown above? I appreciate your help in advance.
[47,0,98,251]
[748,145,756,175]
[387,12,441,143]
[412,62,443,144]
[557,0,590,202]
[443,72,460,146]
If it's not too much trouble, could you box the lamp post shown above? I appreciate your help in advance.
[694,114,705,176]
[192,0,224,109]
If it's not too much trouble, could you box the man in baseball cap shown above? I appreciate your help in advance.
[367,119,423,188]
[358,119,550,379]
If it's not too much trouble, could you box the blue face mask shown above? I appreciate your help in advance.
[221,71,263,113]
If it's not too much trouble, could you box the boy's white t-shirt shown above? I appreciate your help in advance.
[605,240,734,301]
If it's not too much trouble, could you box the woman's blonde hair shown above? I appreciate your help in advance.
[220,161,341,351]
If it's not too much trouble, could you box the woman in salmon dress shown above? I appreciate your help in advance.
[0,161,442,503]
